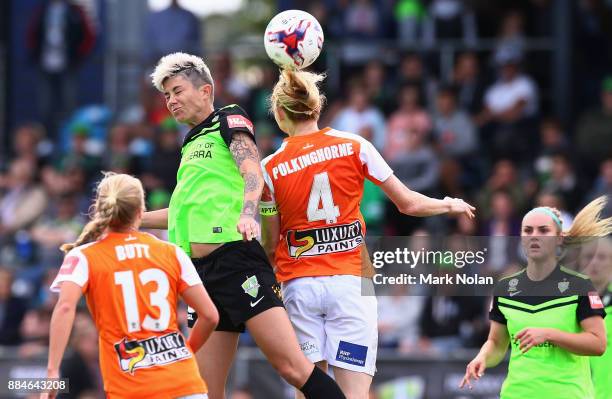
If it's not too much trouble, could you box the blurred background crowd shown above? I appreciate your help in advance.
[0,0,611,398]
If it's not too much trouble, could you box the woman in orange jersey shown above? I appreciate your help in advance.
[260,69,475,398]
[44,173,219,399]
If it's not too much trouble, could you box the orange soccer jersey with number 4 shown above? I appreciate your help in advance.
[50,232,206,399]
[261,127,393,282]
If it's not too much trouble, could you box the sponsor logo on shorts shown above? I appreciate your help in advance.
[286,220,363,258]
[336,340,368,367]
[300,341,319,356]
[114,332,191,374]
[242,275,260,298]
[250,296,265,307]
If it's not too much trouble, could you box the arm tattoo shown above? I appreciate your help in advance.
[242,200,257,216]
[244,172,259,192]
[229,132,259,167]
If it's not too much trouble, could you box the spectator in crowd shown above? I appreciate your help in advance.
[535,191,574,229]
[331,82,386,149]
[30,194,85,267]
[10,123,52,169]
[385,84,431,161]
[575,76,612,177]
[477,159,528,220]
[533,117,571,185]
[344,0,382,40]
[18,307,52,358]
[477,47,539,162]
[212,52,250,107]
[141,118,182,195]
[574,0,612,108]
[26,0,95,137]
[101,124,140,175]
[493,10,526,62]
[362,60,395,114]
[142,0,201,66]
[0,267,28,345]
[585,158,612,219]
[378,284,424,350]
[52,124,101,188]
[480,190,520,237]
[396,53,435,108]
[60,313,102,398]
[432,84,478,196]
[421,0,477,47]
[385,116,439,235]
[394,0,427,44]
[481,190,521,272]
[451,51,486,115]
[419,295,485,352]
[541,152,584,212]
[0,158,48,237]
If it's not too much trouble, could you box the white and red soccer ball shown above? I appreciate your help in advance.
[264,9,324,70]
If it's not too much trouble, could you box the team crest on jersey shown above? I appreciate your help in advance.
[558,279,570,293]
[287,220,363,258]
[242,275,260,298]
[507,278,519,292]
[114,332,191,374]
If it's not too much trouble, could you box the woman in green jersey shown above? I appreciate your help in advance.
[460,197,610,399]
[581,237,612,399]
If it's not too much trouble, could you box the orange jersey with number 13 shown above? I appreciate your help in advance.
[261,127,393,282]
[50,232,206,399]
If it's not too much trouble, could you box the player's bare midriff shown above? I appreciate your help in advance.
[190,242,223,258]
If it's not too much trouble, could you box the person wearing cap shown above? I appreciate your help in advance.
[575,76,612,174]
[460,197,610,398]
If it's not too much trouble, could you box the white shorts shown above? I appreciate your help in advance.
[282,275,378,376]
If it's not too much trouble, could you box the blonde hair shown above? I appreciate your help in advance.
[61,173,145,253]
[270,68,326,121]
[528,196,612,246]
[150,52,214,94]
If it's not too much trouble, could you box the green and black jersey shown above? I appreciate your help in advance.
[490,265,606,399]
[590,281,612,399]
[168,104,255,255]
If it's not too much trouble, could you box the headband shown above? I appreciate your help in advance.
[527,207,562,229]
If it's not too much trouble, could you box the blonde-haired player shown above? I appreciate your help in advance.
[461,198,610,398]
[261,69,475,398]
[45,173,219,399]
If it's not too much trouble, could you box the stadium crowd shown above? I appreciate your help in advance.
[1,0,612,398]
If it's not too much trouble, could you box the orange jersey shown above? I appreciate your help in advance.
[261,127,393,282]
[50,232,206,399]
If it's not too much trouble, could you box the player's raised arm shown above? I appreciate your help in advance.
[141,207,169,229]
[229,131,265,241]
[380,174,475,218]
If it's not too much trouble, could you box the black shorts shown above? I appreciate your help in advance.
[188,240,284,332]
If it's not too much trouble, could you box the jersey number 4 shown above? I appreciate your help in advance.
[307,172,340,224]
[115,269,170,332]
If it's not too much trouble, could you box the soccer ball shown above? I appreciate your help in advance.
[264,9,324,70]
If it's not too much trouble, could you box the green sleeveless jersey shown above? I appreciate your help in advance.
[168,104,255,255]
[590,282,612,399]
[490,266,606,399]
